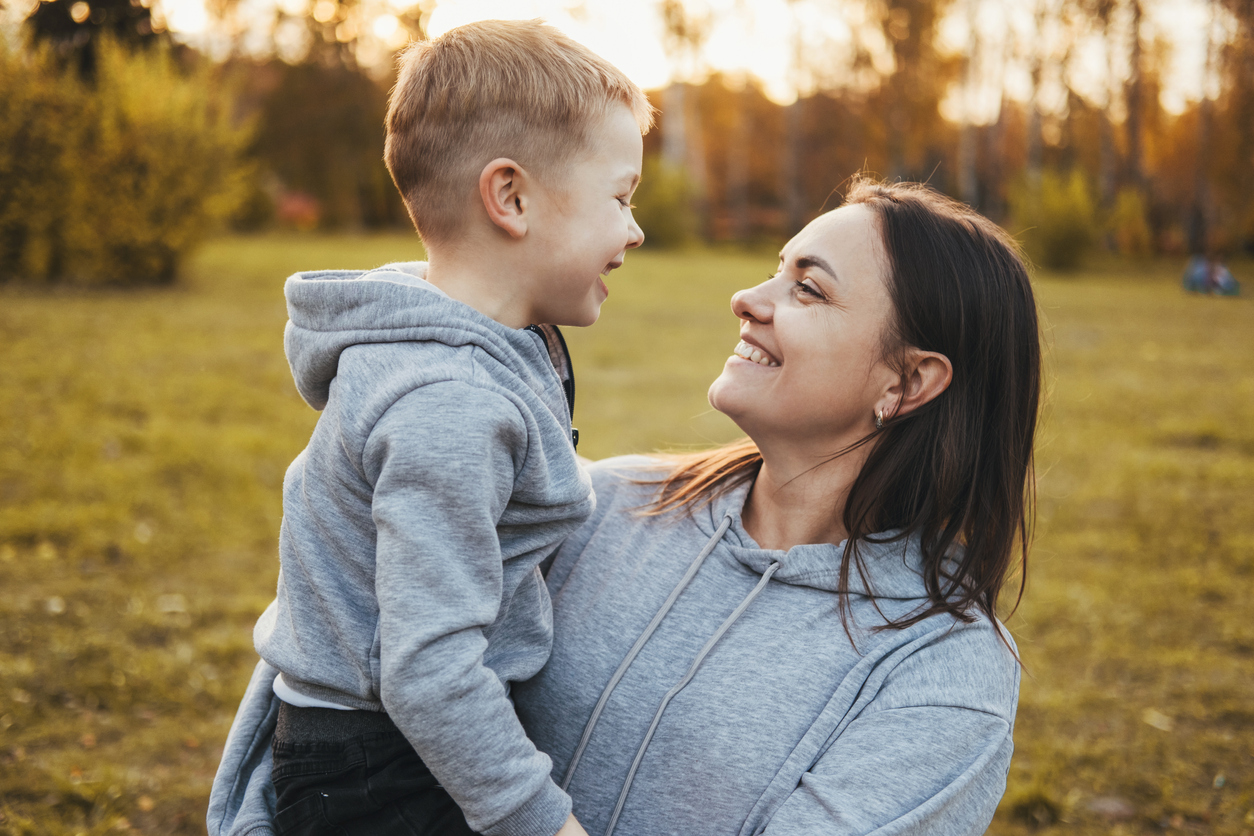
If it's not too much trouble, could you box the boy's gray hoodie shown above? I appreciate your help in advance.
[212,456,1019,836]
[217,263,593,836]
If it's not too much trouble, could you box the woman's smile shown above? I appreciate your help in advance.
[731,339,780,367]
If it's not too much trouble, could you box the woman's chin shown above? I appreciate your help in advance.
[707,372,750,423]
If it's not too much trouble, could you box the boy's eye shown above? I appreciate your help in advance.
[617,197,635,208]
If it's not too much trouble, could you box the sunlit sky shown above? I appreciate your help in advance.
[51,0,1228,115]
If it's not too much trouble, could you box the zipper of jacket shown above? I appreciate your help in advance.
[525,324,579,450]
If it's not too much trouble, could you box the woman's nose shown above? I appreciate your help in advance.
[731,281,774,324]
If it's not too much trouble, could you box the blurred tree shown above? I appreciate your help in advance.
[955,0,980,207]
[1074,0,1120,210]
[632,156,697,247]
[1187,0,1218,254]
[1123,0,1146,190]
[245,59,406,229]
[779,0,805,235]
[870,0,960,181]
[658,0,712,236]
[1010,167,1098,269]
[725,81,752,240]
[24,0,168,77]
[1217,0,1254,250]
[0,39,251,284]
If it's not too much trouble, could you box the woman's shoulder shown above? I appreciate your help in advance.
[583,454,672,505]
[875,611,1020,720]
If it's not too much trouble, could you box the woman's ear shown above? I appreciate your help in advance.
[478,158,528,239]
[879,350,953,421]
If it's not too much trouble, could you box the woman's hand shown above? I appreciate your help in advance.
[555,813,590,836]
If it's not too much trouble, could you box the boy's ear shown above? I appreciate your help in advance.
[478,158,528,239]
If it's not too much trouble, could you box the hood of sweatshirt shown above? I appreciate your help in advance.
[283,261,572,415]
[692,473,948,601]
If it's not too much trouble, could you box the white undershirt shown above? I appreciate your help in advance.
[273,673,357,711]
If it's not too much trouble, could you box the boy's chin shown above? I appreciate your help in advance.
[548,304,601,328]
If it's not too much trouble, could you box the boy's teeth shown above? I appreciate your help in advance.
[734,340,778,367]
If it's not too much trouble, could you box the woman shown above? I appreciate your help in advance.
[210,177,1040,836]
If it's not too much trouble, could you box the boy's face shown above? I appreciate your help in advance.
[528,104,644,327]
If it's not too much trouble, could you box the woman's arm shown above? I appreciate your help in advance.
[763,624,1019,836]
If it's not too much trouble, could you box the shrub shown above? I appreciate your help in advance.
[1010,169,1098,271]
[0,44,81,281]
[1108,187,1153,257]
[0,40,251,286]
[631,155,698,249]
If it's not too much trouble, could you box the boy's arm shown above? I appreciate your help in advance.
[363,382,572,836]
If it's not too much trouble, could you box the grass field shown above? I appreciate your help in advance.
[1,235,1251,835]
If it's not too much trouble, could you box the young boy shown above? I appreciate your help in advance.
[207,20,652,836]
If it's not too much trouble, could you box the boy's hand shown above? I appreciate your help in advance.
[555,813,590,836]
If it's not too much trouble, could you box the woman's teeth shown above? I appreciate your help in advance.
[734,340,779,367]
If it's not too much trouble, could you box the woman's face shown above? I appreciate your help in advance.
[708,204,899,450]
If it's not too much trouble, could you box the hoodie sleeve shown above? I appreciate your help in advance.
[361,381,572,836]
[762,625,1019,836]
[206,657,280,836]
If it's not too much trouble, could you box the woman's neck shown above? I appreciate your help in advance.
[741,442,871,551]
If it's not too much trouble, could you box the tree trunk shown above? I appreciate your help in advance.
[1188,0,1217,254]
[781,96,805,236]
[957,0,980,206]
[1124,0,1144,190]
[1026,0,1046,184]
[662,83,687,171]
[727,84,751,241]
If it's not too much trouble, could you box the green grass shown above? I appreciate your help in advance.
[1,236,1251,835]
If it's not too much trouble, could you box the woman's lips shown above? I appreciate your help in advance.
[732,340,779,367]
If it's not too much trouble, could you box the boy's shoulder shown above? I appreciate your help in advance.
[284,262,557,417]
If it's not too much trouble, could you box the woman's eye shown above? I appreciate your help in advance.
[794,280,823,299]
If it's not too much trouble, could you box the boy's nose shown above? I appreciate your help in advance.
[626,213,644,249]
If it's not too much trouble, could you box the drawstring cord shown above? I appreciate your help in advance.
[602,561,781,836]
[561,514,734,790]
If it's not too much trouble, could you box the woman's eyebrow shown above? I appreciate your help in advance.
[793,255,840,283]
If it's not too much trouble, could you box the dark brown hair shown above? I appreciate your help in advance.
[646,176,1042,631]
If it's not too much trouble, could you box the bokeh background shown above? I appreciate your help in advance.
[1,0,1252,834]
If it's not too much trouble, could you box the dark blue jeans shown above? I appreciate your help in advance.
[271,705,478,836]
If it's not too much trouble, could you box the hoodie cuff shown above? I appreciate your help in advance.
[232,822,276,836]
[479,779,572,836]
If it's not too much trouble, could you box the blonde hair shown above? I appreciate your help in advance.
[385,19,655,245]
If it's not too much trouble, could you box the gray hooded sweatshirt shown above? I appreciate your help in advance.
[227,262,593,836]
[513,456,1020,835]
[211,456,1018,836]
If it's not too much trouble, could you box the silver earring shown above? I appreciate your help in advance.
[875,410,884,430]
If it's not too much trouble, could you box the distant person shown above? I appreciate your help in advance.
[1183,253,1241,296]
[208,21,651,836]
[1183,254,1209,292]
[212,177,1039,835]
